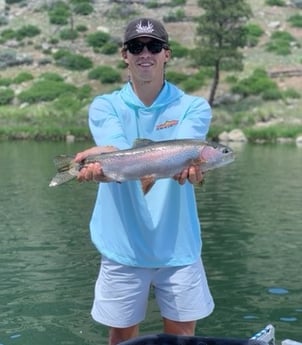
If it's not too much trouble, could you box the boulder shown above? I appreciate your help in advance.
[0,0,4,13]
[228,129,248,142]
[268,21,281,29]
[218,131,230,142]
[290,0,302,8]
[218,129,248,142]
[296,135,302,144]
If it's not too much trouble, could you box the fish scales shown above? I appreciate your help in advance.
[49,139,235,193]
[99,142,204,182]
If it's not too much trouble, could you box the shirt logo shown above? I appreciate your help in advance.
[156,120,179,130]
[136,21,154,34]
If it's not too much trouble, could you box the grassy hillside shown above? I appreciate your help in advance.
[0,0,302,141]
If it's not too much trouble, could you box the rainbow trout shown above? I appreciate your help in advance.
[49,138,234,193]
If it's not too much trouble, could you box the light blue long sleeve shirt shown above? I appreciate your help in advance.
[88,81,212,267]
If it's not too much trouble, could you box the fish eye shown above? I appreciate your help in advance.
[222,147,230,153]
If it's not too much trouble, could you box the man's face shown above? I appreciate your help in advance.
[122,37,171,83]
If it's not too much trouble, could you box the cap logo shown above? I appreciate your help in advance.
[135,20,154,34]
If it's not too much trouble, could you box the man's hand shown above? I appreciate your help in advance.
[173,165,204,185]
[74,146,116,182]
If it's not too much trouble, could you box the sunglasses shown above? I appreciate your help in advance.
[126,40,168,55]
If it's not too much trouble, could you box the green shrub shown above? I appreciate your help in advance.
[245,124,302,141]
[77,84,92,100]
[18,80,77,103]
[50,95,90,119]
[0,78,12,86]
[52,94,84,113]
[59,28,78,40]
[231,111,256,127]
[193,69,209,83]
[73,3,93,15]
[246,35,260,48]
[169,40,189,58]
[48,1,70,25]
[266,30,296,55]
[181,78,202,92]
[88,66,121,83]
[262,88,283,100]
[106,4,138,19]
[0,88,14,105]
[145,0,160,9]
[166,70,188,84]
[52,49,69,60]
[53,49,93,70]
[283,88,301,99]
[13,72,34,84]
[15,25,41,41]
[0,16,8,26]
[70,0,91,4]
[39,72,64,82]
[271,31,295,41]
[265,0,285,5]
[231,68,279,97]
[76,24,88,32]
[266,40,291,55]
[116,60,128,69]
[100,42,119,55]
[170,0,186,6]
[5,0,24,3]
[86,31,110,48]
[245,23,264,47]
[49,37,59,44]
[49,13,69,25]
[225,75,238,84]
[163,9,186,22]
[1,28,16,40]
[288,14,302,28]
[185,70,207,91]
[87,66,104,79]
[267,40,292,55]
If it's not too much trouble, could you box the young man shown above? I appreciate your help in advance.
[75,17,214,345]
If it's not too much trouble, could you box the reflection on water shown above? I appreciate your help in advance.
[0,141,301,344]
[0,141,104,345]
[196,143,302,340]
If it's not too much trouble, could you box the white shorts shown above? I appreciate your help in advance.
[91,256,214,328]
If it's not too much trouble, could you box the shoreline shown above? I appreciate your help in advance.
[1,126,302,146]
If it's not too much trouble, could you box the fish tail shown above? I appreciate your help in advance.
[53,155,75,172]
[49,155,79,187]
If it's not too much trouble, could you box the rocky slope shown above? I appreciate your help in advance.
[0,0,302,132]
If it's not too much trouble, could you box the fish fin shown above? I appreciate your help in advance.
[49,171,76,187]
[132,138,154,148]
[53,155,75,172]
[192,157,206,166]
[49,155,79,187]
[141,177,156,195]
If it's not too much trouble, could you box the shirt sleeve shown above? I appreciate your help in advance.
[88,96,131,149]
[176,96,212,140]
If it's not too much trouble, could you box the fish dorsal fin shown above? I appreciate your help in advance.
[53,155,75,172]
[132,138,154,148]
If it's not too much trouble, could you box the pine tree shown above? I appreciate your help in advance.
[193,0,252,106]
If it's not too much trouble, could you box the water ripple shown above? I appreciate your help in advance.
[1,142,302,343]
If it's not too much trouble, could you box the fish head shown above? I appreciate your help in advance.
[200,141,235,171]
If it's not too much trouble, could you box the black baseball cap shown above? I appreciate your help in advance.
[123,17,169,44]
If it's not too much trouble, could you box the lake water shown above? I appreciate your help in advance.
[0,141,301,345]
